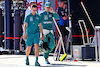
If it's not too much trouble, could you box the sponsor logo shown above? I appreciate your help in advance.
[30,17,33,21]
[49,14,52,17]
[44,15,48,20]
[36,17,39,20]
[43,21,52,24]
[61,11,64,15]
[33,22,35,24]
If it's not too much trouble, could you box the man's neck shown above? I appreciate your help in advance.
[45,10,49,12]
[32,12,36,16]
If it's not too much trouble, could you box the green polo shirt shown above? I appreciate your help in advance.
[24,13,41,34]
[40,11,60,30]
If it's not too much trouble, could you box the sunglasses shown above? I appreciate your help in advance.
[47,7,50,8]
[33,10,37,11]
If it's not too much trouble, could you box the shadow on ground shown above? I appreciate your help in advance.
[39,63,87,67]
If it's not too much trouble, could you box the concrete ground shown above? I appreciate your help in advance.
[0,55,100,67]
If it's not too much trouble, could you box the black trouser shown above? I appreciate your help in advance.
[58,24,69,52]
[58,24,69,37]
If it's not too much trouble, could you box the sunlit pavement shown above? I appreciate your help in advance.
[0,55,100,67]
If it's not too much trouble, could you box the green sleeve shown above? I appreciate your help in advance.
[53,13,60,20]
[39,13,43,23]
[38,15,41,23]
[24,15,29,24]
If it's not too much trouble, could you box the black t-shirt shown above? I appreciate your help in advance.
[57,7,66,17]
[57,7,68,26]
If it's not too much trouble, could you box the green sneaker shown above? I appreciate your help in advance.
[35,62,40,66]
[45,59,50,64]
[26,57,29,65]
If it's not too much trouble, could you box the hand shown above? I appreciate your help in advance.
[23,33,27,41]
[41,35,44,41]
[50,7,55,13]
[63,16,67,20]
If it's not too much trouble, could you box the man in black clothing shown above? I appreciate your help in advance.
[57,0,69,51]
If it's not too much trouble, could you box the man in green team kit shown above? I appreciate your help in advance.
[23,4,44,66]
[40,2,60,64]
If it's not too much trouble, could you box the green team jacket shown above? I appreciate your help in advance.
[40,10,60,30]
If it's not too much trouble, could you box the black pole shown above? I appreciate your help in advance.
[4,0,13,49]
[0,9,3,47]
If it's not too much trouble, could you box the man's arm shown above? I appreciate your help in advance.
[23,23,28,34]
[23,23,28,40]
[19,36,23,51]
[39,23,44,41]
[50,7,60,20]
[25,10,28,17]
[23,15,29,40]
[57,8,67,20]
[62,16,67,20]
[53,13,60,20]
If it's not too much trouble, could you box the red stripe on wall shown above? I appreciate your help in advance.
[14,37,20,39]
[0,35,3,38]
[5,37,13,39]
[72,35,94,37]
[5,37,20,39]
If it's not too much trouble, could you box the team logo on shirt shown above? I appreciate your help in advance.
[61,11,64,15]
[33,22,35,24]
[49,14,52,18]
[30,17,33,21]
[44,15,48,20]
[36,17,39,20]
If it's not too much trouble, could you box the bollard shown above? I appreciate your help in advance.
[14,9,22,50]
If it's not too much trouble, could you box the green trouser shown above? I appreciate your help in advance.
[43,32,56,59]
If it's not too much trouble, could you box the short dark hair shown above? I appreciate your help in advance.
[58,0,64,4]
[32,4,37,8]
